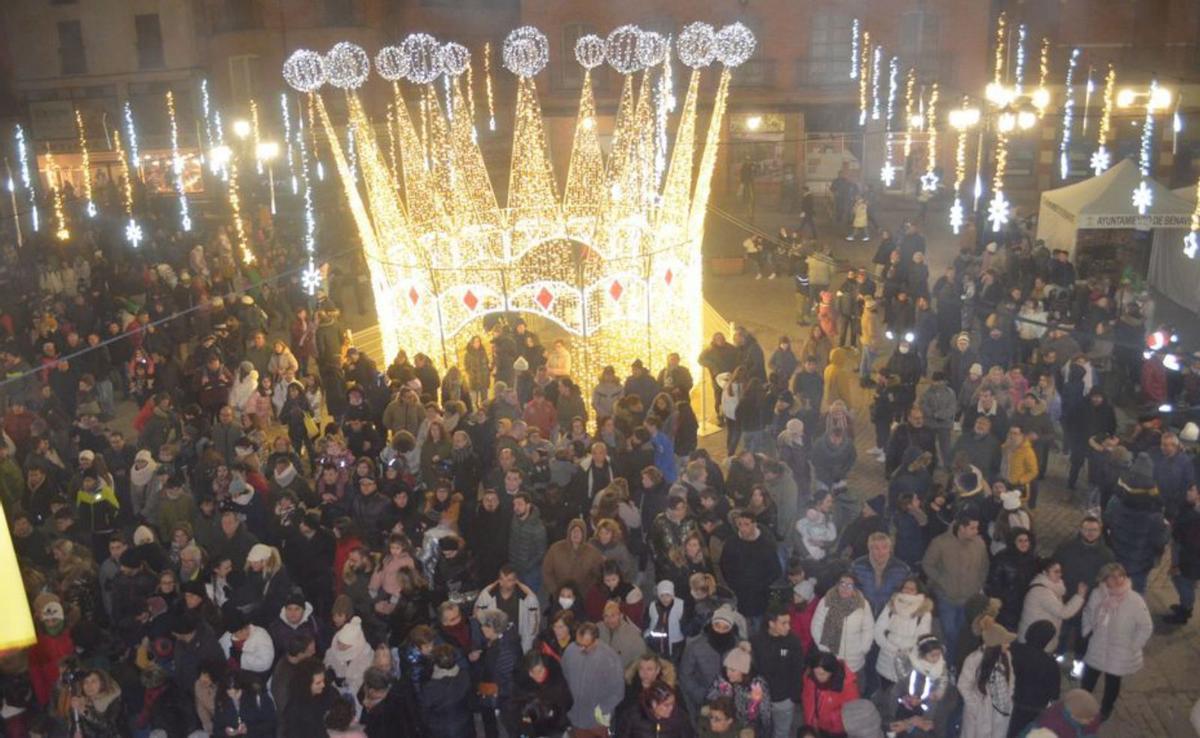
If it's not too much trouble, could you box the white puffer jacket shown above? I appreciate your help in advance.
[1018,573,1085,652]
[810,594,875,672]
[1082,583,1152,676]
[873,593,934,682]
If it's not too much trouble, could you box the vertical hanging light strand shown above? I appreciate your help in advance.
[880,56,899,186]
[74,109,96,217]
[655,46,673,186]
[871,45,882,120]
[46,147,69,241]
[123,102,140,176]
[988,12,1007,104]
[1131,78,1159,215]
[297,93,319,293]
[484,41,496,131]
[466,57,478,142]
[903,68,916,160]
[1082,65,1095,133]
[386,104,399,181]
[14,125,38,232]
[858,32,871,126]
[306,93,324,182]
[920,84,939,192]
[282,92,297,194]
[1014,24,1027,94]
[112,130,140,246]
[988,132,1011,231]
[201,79,214,151]
[250,99,263,174]
[1092,64,1115,175]
[228,159,251,263]
[850,19,860,79]
[166,90,191,232]
[1059,48,1080,179]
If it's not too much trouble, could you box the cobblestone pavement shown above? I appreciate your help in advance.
[698,197,1200,736]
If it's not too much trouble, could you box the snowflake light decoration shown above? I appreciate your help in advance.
[880,163,896,187]
[125,219,143,247]
[1181,238,1200,265]
[1090,146,1110,176]
[988,191,1011,231]
[920,171,940,193]
[1132,180,1153,215]
[949,198,965,234]
[302,263,323,296]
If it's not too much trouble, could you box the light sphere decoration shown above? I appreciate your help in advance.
[503,26,550,78]
[637,30,668,68]
[715,22,756,68]
[283,49,327,92]
[324,42,370,89]
[442,42,470,76]
[575,34,606,69]
[401,33,444,84]
[606,25,645,75]
[677,22,716,69]
[375,45,409,82]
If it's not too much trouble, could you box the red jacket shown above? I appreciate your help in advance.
[28,629,74,707]
[1141,357,1168,404]
[801,661,859,736]
[789,598,819,656]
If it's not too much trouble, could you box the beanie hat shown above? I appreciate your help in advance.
[656,580,675,598]
[1001,489,1022,511]
[711,604,737,628]
[1119,452,1158,493]
[841,699,884,737]
[1182,422,1200,443]
[246,544,273,564]
[332,594,355,620]
[723,643,751,675]
[793,579,816,602]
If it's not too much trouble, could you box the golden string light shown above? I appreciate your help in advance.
[74,108,96,217]
[386,103,399,181]
[112,130,142,246]
[250,98,264,174]
[1034,37,1051,115]
[45,147,69,241]
[466,57,477,134]
[227,159,251,264]
[903,68,917,159]
[483,41,496,131]
[1091,64,1116,175]
[993,12,1007,85]
[920,83,939,191]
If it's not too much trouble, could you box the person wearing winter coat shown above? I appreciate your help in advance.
[267,593,322,657]
[879,634,959,737]
[1007,620,1060,738]
[788,490,837,564]
[212,673,278,738]
[421,644,473,738]
[719,511,783,621]
[561,622,626,734]
[599,601,648,670]
[873,580,935,687]
[679,605,742,715]
[644,581,685,659]
[957,622,1016,738]
[220,610,276,680]
[508,493,548,589]
[543,518,605,598]
[325,615,375,700]
[922,514,989,663]
[617,680,695,738]
[1080,563,1153,721]
[1103,454,1169,593]
[66,669,129,738]
[705,644,771,738]
[477,608,523,738]
[811,571,876,674]
[800,652,860,737]
[985,528,1039,631]
[513,651,574,738]
[751,605,805,738]
[1168,484,1200,625]
[920,372,958,467]
[811,427,857,493]
[475,567,542,652]
[1018,558,1087,652]
[850,532,912,616]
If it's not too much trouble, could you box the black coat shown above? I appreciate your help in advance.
[466,505,512,585]
[212,690,277,738]
[986,547,1039,630]
[719,533,782,617]
[362,681,425,738]
[616,703,696,738]
[1174,504,1200,579]
[513,657,574,738]
[420,668,473,738]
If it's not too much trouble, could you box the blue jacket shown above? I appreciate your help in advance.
[651,431,678,483]
[1152,450,1196,515]
[893,511,928,568]
[1104,493,1169,576]
[850,554,912,615]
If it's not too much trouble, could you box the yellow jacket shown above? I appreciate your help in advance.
[1003,439,1039,487]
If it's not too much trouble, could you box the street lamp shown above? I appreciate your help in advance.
[256,141,281,215]
[232,119,252,140]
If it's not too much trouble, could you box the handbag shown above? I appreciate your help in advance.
[303,412,320,440]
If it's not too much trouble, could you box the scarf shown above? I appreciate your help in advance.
[908,507,928,526]
[819,591,864,653]
[1097,580,1130,628]
[890,592,925,619]
[1032,573,1065,599]
[274,463,298,488]
[131,459,158,487]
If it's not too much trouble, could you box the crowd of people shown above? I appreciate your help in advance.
[0,171,1197,738]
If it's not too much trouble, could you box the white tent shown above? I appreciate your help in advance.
[1036,159,1194,257]
[1148,184,1200,312]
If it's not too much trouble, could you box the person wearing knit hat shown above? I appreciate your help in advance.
[722,642,751,676]
[713,643,772,738]
[325,615,373,697]
[1182,422,1200,444]
[960,621,1016,737]
[1107,457,1170,593]
[1021,689,1101,736]
[840,699,884,737]
[246,543,273,565]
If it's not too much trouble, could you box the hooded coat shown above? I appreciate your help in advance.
[1103,461,1169,577]
[873,592,934,682]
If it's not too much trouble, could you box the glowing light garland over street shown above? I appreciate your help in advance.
[45,148,69,241]
[1132,78,1159,215]
[1092,64,1116,175]
[112,130,140,246]
[1185,173,1200,259]
[166,91,191,232]
[920,83,939,192]
[858,32,871,126]
[74,109,96,218]
[850,19,860,79]
[881,56,899,186]
[13,125,37,232]
[1060,48,1080,179]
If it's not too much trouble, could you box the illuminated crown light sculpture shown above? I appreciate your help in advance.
[285,23,751,392]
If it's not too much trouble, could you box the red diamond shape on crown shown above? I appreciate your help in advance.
[408,286,420,305]
[664,268,674,286]
[535,287,554,310]
[609,280,623,302]
[462,289,479,311]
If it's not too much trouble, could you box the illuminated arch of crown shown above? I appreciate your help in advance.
[285,22,752,391]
